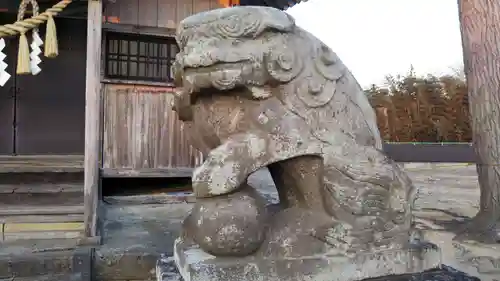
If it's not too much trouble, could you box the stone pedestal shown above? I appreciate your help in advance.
[422,228,500,281]
[156,252,481,281]
[169,238,441,281]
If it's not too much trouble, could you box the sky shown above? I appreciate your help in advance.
[286,0,464,87]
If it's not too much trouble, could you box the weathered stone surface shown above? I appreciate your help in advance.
[95,202,191,281]
[182,185,269,256]
[366,265,480,281]
[0,273,83,281]
[0,249,90,281]
[156,255,181,281]
[172,238,440,281]
[158,255,479,281]
[170,5,440,281]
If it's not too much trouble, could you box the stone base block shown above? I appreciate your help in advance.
[156,254,183,281]
[453,240,500,281]
[157,258,481,281]
[419,227,500,281]
[171,238,442,281]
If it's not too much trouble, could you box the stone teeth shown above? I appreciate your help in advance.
[30,31,43,75]
[0,38,10,86]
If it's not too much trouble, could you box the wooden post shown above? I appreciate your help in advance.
[84,0,102,238]
[456,0,500,242]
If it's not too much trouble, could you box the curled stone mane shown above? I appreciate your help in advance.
[176,6,295,47]
[174,6,382,149]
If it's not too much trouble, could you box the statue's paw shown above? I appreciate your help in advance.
[192,149,243,197]
[191,166,212,197]
[192,167,241,198]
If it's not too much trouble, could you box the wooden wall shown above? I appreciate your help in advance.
[104,0,221,29]
[101,0,217,175]
[102,85,203,171]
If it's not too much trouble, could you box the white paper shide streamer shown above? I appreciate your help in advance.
[30,30,43,75]
[0,38,11,87]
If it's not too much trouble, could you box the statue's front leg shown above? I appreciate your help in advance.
[192,132,322,198]
[186,132,274,256]
[187,132,325,256]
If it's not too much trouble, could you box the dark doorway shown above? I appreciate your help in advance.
[0,17,86,155]
[0,31,16,155]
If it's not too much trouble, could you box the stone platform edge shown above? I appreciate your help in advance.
[169,238,442,281]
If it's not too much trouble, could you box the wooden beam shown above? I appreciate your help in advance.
[101,167,194,178]
[102,23,176,37]
[0,155,83,173]
[83,0,102,239]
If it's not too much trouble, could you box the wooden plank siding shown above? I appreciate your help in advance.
[102,85,204,173]
[104,0,221,29]
[100,0,217,177]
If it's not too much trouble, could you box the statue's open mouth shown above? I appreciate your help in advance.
[175,59,271,104]
[181,61,249,90]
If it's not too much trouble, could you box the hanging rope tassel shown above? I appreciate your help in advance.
[0,0,72,39]
[44,14,58,58]
[17,32,31,74]
[15,0,33,75]
[0,0,70,86]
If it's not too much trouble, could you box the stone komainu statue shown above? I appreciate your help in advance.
[171,6,440,281]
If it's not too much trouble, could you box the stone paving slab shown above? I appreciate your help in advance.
[0,248,91,281]
[95,202,192,281]
[173,238,441,281]
[0,273,82,281]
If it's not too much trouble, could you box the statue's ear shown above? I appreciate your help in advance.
[296,43,346,108]
[264,38,304,83]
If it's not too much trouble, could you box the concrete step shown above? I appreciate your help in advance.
[0,207,84,243]
[0,182,84,244]
[0,183,83,194]
[0,214,84,224]
[1,222,84,242]
[0,183,83,207]
[0,205,84,216]
[0,273,82,281]
[0,182,84,242]
[0,249,91,281]
[0,156,83,174]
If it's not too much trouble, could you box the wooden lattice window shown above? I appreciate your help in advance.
[104,32,178,83]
